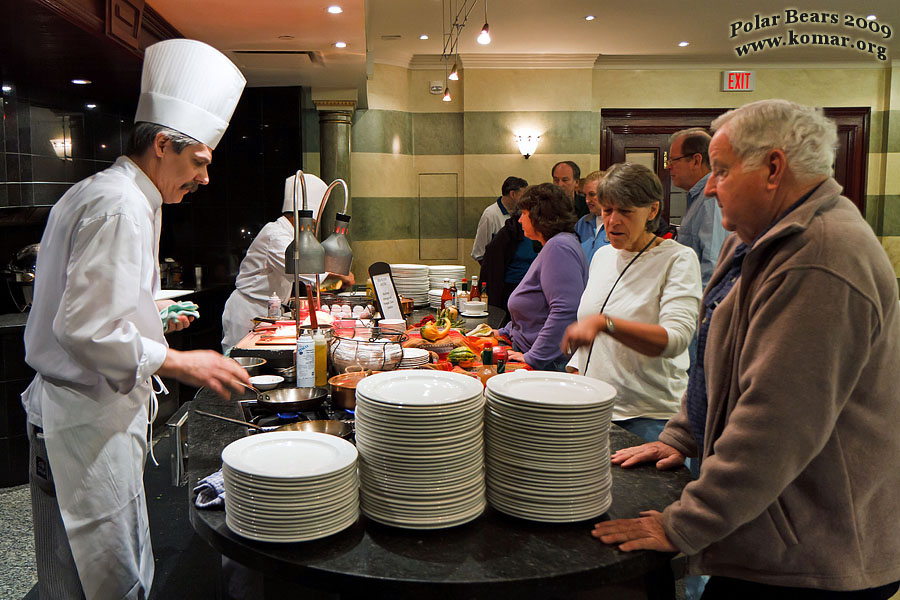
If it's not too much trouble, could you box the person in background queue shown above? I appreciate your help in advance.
[552,160,589,219]
[667,128,727,292]
[21,40,250,600]
[563,163,700,442]
[221,173,355,352]
[588,100,900,599]
[496,183,587,370]
[573,170,610,264]
[471,176,528,264]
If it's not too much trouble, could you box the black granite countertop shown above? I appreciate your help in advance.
[186,387,692,599]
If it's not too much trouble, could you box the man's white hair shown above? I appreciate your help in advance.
[711,99,838,180]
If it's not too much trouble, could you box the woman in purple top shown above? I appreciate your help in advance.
[497,183,588,370]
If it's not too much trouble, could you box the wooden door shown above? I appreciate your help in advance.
[600,108,869,218]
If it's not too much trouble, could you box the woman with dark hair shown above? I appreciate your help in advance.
[496,183,588,371]
[562,163,701,442]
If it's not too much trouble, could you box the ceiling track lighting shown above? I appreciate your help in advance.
[438,0,490,99]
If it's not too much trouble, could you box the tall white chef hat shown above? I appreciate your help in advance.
[134,39,246,150]
[283,173,329,215]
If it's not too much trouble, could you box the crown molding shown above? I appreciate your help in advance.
[593,54,891,70]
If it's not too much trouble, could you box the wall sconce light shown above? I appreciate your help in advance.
[514,134,540,159]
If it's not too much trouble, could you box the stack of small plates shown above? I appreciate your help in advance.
[390,264,430,307]
[398,347,430,369]
[484,371,616,523]
[221,431,359,542]
[427,289,444,309]
[427,265,467,291]
[355,371,486,529]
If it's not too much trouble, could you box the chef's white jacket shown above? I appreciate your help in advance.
[22,156,168,599]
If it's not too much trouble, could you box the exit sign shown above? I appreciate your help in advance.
[722,70,755,91]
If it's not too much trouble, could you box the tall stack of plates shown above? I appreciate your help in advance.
[427,265,467,292]
[355,371,486,529]
[484,371,616,523]
[389,264,430,307]
[398,347,430,369]
[221,431,359,542]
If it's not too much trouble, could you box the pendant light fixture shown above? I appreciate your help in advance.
[477,0,491,44]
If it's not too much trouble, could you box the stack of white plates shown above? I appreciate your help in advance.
[355,371,486,529]
[398,347,430,369]
[390,264,430,307]
[484,371,616,523]
[222,431,359,542]
[427,289,444,309]
[427,265,467,291]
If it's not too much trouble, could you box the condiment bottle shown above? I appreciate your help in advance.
[449,279,458,309]
[440,278,452,310]
[476,348,497,385]
[313,329,328,387]
[480,281,489,306]
[267,292,281,318]
[469,275,480,301]
[296,331,315,387]
[493,346,507,374]
[458,278,468,311]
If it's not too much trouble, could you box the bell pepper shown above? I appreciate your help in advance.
[414,314,436,328]
[421,317,451,342]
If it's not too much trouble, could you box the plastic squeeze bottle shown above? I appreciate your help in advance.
[267,292,281,318]
[314,330,328,387]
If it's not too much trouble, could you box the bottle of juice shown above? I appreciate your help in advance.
[313,329,328,387]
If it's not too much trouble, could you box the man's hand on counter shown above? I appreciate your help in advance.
[157,349,250,399]
[591,511,677,553]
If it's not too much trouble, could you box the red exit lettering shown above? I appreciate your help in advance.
[728,72,750,90]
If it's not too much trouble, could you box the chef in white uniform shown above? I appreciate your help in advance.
[221,173,329,351]
[21,39,249,600]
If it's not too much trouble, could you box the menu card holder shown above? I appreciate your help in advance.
[368,262,404,321]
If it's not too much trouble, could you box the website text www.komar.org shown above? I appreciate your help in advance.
[730,10,891,61]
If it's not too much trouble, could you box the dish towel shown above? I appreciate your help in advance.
[193,469,226,509]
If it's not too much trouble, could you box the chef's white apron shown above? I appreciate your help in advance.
[221,290,266,352]
[25,375,155,600]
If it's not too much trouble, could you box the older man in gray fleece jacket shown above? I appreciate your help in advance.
[589,100,900,598]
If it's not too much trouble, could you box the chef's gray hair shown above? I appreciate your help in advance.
[711,100,837,180]
[126,122,201,157]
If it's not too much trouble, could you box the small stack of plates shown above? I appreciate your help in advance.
[427,265,467,291]
[355,371,486,529]
[484,371,616,523]
[390,264,430,307]
[398,347,430,369]
[221,431,359,542]
[427,289,444,309]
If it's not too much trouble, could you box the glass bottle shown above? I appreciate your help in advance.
[458,278,469,311]
[480,281,489,306]
[493,345,507,374]
[469,275,480,301]
[449,279,458,309]
[440,278,452,310]
[476,348,497,385]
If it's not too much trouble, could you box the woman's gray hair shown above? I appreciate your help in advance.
[711,99,837,179]
[125,122,201,156]
[596,163,663,233]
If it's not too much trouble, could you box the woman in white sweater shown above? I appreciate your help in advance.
[562,163,702,442]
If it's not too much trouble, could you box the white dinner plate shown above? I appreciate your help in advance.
[486,371,617,407]
[356,370,484,406]
[222,431,358,479]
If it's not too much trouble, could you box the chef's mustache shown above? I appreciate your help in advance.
[181,181,199,193]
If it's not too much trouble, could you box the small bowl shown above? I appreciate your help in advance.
[465,300,487,313]
[248,375,284,391]
[231,356,267,376]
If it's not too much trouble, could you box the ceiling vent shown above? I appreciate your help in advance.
[232,50,325,66]
[380,35,402,41]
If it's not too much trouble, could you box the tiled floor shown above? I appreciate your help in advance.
[0,483,37,599]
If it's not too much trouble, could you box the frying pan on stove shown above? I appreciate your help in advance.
[255,387,329,412]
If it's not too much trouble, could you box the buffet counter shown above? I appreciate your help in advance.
[186,387,692,599]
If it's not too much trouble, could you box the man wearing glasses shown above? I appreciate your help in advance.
[667,128,728,291]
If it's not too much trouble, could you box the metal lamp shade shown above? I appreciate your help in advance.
[322,213,352,275]
[284,211,325,275]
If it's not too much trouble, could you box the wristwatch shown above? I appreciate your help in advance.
[604,315,616,335]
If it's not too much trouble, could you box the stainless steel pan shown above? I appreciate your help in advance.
[194,409,352,439]
[256,386,328,412]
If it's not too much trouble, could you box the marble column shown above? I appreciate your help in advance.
[315,102,354,241]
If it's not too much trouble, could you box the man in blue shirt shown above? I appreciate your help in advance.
[667,128,727,290]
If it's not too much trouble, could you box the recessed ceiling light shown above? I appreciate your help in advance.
[327,5,342,14]
[71,79,92,85]
[866,14,877,20]
[585,15,595,21]
[335,41,347,48]
[278,35,295,40]
[419,34,429,40]
[100,144,107,149]
[85,103,97,109]
[678,41,690,47]
[1,85,11,93]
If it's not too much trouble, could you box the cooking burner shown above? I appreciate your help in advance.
[239,399,355,437]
